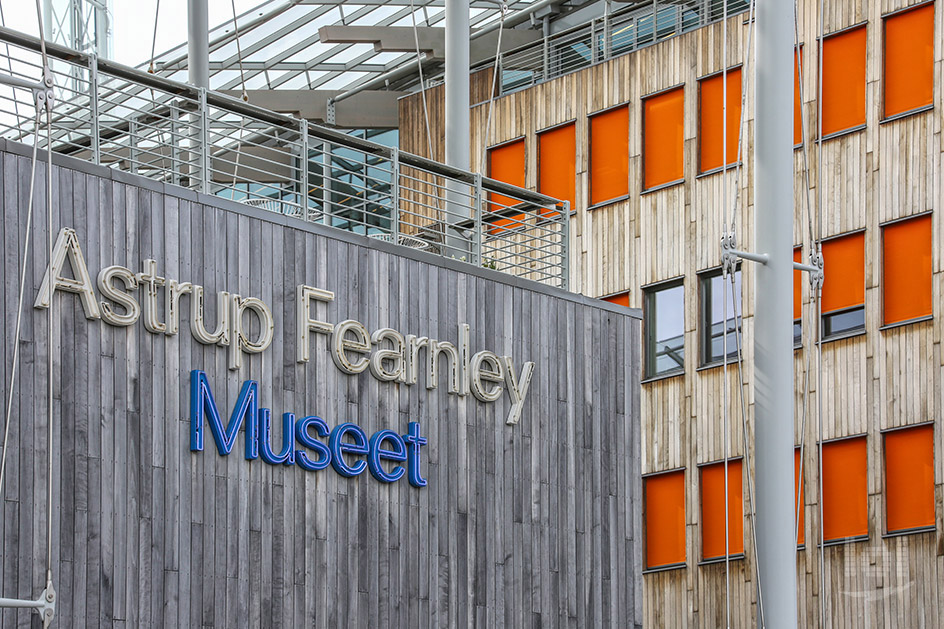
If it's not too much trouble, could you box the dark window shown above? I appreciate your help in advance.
[699,267,742,365]
[644,280,685,378]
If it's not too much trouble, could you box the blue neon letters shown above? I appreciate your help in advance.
[189,370,427,487]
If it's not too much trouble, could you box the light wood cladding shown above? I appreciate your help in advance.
[399,0,944,625]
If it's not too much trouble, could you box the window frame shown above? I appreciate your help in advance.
[880,1,936,123]
[697,457,745,564]
[642,467,688,573]
[794,44,805,149]
[588,103,630,209]
[879,211,934,330]
[642,276,686,381]
[696,65,744,176]
[642,83,686,192]
[697,265,743,368]
[819,22,869,141]
[820,229,866,341]
[881,422,937,537]
[820,433,870,546]
[537,119,578,210]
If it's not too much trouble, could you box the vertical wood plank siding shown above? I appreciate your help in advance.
[0,141,642,628]
[399,0,943,625]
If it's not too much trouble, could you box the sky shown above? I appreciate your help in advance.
[1,0,262,68]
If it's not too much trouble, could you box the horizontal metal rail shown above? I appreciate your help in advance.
[470,0,750,96]
[0,25,569,289]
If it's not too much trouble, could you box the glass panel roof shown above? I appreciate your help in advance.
[150,0,544,95]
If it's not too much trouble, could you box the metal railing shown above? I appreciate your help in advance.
[482,0,750,95]
[0,26,570,289]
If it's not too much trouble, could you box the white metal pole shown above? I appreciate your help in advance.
[753,0,797,626]
[187,0,209,88]
[443,0,471,258]
[445,0,469,171]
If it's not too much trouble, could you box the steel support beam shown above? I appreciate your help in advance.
[187,0,209,88]
[753,0,797,626]
[221,89,408,127]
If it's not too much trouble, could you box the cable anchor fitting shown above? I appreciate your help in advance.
[808,250,824,293]
[720,231,738,277]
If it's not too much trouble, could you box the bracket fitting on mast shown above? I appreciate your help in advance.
[720,231,738,277]
[806,250,824,293]
[0,580,56,625]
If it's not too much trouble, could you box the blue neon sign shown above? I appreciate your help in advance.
[189,370,427,487]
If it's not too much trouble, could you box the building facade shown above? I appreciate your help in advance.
[0,140,642,627]
[400,0,943,625]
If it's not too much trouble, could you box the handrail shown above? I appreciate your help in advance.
[0,25,569,289]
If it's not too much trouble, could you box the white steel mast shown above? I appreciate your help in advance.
[753,0,798,625]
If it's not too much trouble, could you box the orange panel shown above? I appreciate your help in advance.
[644,87,685,189]
[487,139,525,209]
[793,247,802,320]
[822,437,868,541]
[794,48,803,145]
[603,292,630,307]
[822,26,866,136]
[822,232,865,314]
[539,123,576,208]
[699,68,742,172]
[645,470,686,568]
[883,214,932,325]
[590,107,629,205]
[884,3,934,117]
[701,460,744,560]
[794,448,805,546]
[885,425,935,532]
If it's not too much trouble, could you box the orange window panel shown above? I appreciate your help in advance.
[795,448,805,546]
[645,470,686,568]
[885,424,935,532]
[822,232,865,314]
[794,48,803,145]
[539,123,576,209]
[487,139,525,209]
[603,292,630,307]
[793,247,802,320]
[822,437,868,541]
[822,26,866,136]
[884,3,934,118]
[701,460,744,560]
[644,87,685,189]
[883,214,932,325]
[699,68,742,172]
[590,107,629,205]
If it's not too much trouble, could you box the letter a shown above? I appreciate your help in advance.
[34,227,101,319]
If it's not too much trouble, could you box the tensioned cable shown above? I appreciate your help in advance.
[478,2,508,174]
[728,270,765,628]
[230,0,249,102]
[149,0,162,73]
[721,3,731,628]
[45,106,55,581]
[723,0,757,234]
[0,113,43,500]
[409,0,436,161]
[718,0,762,625]
[33,0,50,71]
[815,0,827,623]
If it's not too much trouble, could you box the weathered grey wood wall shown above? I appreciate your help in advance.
[0,140,642,628]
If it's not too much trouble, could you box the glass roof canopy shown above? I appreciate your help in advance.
[149,0,543,94]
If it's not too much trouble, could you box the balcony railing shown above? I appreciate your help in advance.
[478,0,750,95]
[0,26,569,290]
